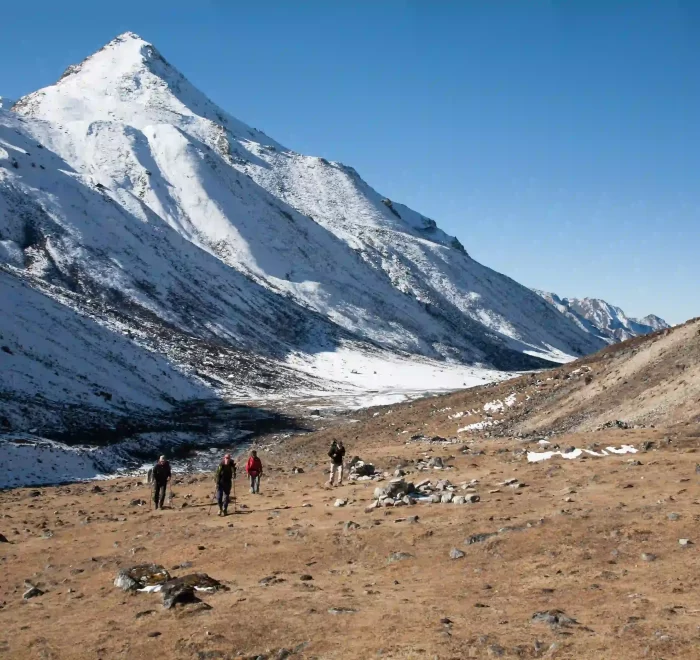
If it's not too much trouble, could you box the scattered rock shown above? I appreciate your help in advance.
[531,609,578,628]
[0,533,8,543]
[343,521,360,532]
[147,631,161,638]
[328,607,357,614]
[387,552,413,564]
[299,575,313,581]
[678,539,692,547]
[334,499,347,508]
[259,576,286,586]
[135,610,157,619]
[667,513,680,521]
[449,548,465,560]
[466,494,481,504]
[373,487,387,500]
[129,499,147,507]
[90,485,104,494]
[114,564,170,591]
[22,583,44,600]
[466,532,497,545]
[641,553,657,562]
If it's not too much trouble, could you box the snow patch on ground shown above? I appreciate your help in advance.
[283,346,513,409]
[527,445,638,463]
[483,393,518,413]
[457,419,503,433]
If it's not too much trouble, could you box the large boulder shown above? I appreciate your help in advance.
[161,573,225,608]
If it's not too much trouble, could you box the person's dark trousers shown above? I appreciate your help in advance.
[249,474,260,494]
[154,482,167,508]
[217,484,231,513]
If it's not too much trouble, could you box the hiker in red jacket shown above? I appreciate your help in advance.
[246,450,263,494]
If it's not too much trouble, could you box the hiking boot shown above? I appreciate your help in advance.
[223,509,228,516]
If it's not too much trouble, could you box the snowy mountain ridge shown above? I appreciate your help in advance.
[2,32,613,444]
[535,291,670,343]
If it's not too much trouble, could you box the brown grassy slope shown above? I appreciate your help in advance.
[510,317,700,435]
[2,427,700,660]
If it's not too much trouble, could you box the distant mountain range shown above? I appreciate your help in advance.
[534,291,669,343]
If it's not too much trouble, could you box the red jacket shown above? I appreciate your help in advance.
[246,456,263,476]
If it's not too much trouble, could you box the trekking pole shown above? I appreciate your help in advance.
[233,475,237,515]
[208,489,215,516]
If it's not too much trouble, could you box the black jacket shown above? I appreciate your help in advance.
[329,444,346,466]
[215,462,236,486]
[153,461,171,484]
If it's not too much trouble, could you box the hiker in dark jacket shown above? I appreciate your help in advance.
[152,455,172,509]
[214,453,236,516]
[245,450,263,494]
[327,440,346,486]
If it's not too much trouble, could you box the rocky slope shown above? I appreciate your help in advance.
[381,317,699,440]
[536,291,669,343]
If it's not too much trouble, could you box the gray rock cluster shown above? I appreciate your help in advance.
[408,434,461,445]
[366,477,481,510]
[347,457,382,482]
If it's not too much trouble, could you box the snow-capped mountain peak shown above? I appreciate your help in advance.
[14,32,281,149]
[535,291,669,343]
[2,33,614,442]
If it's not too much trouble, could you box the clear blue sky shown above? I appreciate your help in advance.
[3,1,698,324]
